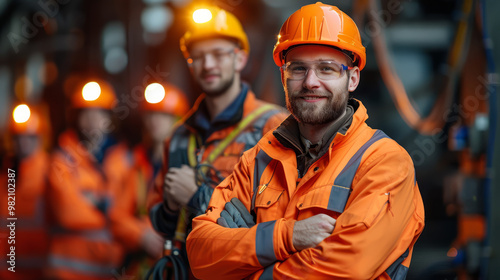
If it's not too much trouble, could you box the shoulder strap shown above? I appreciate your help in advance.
[204,104,278,165]
[327,130,389,213]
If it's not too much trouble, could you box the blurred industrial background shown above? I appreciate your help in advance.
[0,0,499,279]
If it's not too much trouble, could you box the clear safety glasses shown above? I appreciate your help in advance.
[281,60,352,80]
[187,48,236,66]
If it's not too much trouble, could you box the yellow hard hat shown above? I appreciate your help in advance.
[180,6,250,59]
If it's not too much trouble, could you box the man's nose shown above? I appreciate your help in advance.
[302,68,321,90]
[202,54,217,69]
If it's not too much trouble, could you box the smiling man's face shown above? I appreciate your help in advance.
[283,45,358,125]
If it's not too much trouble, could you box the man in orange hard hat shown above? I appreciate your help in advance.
[0,105,50,280]
[186,3,425,279]
[147,5,287,277]
[46,79,131,280]
[110,82,189,278]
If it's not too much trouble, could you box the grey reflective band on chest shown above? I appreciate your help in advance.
[255,220,277,267]
[251,150,273,211]
[328,130,389,213]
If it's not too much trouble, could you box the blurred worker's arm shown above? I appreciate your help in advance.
[47,151,106,230]
[109,169,164,258]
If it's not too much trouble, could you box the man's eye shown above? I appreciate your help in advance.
[213,52,226,58]
[191,54,202,60]
[290,66,306,72]
[319,66,335,73]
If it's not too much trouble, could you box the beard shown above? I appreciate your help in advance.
[197,70,235,97]
[286,80,349,125]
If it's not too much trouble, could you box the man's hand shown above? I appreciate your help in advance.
[217,198,256,228]
[163,165,198,207]
[292,214,336,251]
[140,228,165,258]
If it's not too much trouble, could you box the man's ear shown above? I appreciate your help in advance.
[234,50,248,72]
[348,66,360,92]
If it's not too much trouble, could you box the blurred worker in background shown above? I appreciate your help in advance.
[110,82,189,278]
[147,5,287,277]
[186,3,425,279]
[0,105,50,280]
[46,79,131,280]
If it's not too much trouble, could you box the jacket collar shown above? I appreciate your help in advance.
[273,99,356,157]
[265,99,369,161]
[186,82,251,142]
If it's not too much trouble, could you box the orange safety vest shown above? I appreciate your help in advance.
[147,90,287,233]
[187,100,425,280]
[46,130,131,280]
[0,149,50,280]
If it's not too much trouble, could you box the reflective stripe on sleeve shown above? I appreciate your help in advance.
[255,220,277,267]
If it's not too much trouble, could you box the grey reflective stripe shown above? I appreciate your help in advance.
[386,248,409,280]
[51,227,112,242]
[328,130,389,213]
[255,220,277,267]
[259,263,274,280]
[251,150,273,211]
[238,108,282,150]
[327,185,351,213]
[49,255,113,276]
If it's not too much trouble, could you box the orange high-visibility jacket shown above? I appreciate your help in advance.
[112,145,158,251]
[0,149,50,280]
[46,130,131,280]
[147,89,287,236]
[187,100,425,280]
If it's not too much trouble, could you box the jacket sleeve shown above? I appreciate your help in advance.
[109,168,148,250]
[186,151,297,280]
[252,146,425,280]
[188,145,425,280]
[47,151,106,230]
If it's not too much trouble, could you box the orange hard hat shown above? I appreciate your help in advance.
[9,104,44,135]
[142,82,189,117]
[71,80,117,110]
[273,2,366,70]
[180,6,250,59]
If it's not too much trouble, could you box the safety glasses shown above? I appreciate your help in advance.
[281,60,352,80]
[187,48,237,66]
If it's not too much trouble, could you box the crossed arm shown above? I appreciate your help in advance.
[186,149,424,280]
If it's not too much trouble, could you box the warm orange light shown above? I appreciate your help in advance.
[13,104,31,124]
[447,247,458,258]
[145,83,166,104]
[82,82,101,101]
[193,9,212,24]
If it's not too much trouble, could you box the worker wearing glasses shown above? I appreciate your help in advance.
[146,5,287,278]
[186,3,425,280]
